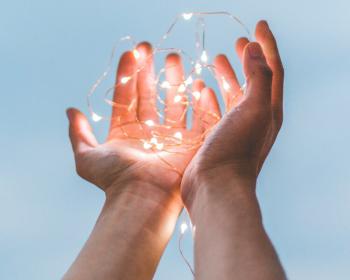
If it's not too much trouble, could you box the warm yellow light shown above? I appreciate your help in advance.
[180,222,188,234]
[174,95,182,103]
[177,84,186,93]
[195,62,202,75]
[121,76,131,84]
[161,81,171,89]
[174,131,183,140]
[91,112,102,122]
[192,91,201,100]
[145,120,155,127]
[185,76,193,85]
[133,49,140,59]
[200,50,208,63]
[143,142,152,150]
[222,77,231,91]
[182,13,193,20]
[156,142,164,150]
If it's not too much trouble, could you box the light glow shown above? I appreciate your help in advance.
[174,95,182,103]
[182,13,193,20]
[161,80,171,89]
[222,77,231,91]
[195,62,202,75]
[174,131,183,140]
[133,49,140,59]
[121,76,131,84]
[192,91,201,100]
[180,222,188,234]
[145,120,155,127]
[200,50,208,63]
[92,112,102,122]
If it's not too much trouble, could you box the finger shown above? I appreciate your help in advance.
[136,42,158,123]
[198,87,221,132]
[243,42,273,106]
[66,108,98,155]
[213,54,241,110]
[235,37,250,63]
[111,51,138,126]
[255,20,284,126]
[164,53,187,128]
[191,79,205,132]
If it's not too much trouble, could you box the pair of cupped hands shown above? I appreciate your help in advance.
[66,21,284,219]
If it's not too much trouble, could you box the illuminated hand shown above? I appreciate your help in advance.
[182,21,284,208]
[67,42,220,210]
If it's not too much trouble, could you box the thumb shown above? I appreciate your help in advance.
[243,42,272,105]
[66,108,98,155]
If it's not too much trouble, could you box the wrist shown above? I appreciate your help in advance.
[182,163,257,215]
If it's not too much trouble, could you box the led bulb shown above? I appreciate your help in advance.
[174,95,182,103]
[200,50,208,63]
[192,91,201,100]
[143,142,152,150]
[185,76,193,85]
[195,62,202,75]
[121,76,131,84]
[182,13,193,20]
[174,131,183,140]
[161,81,171,89]
[156,142,164,150]
[133,49,140,59]
[222,78,231,91]
[145,120,155,127]
[180,222,188,234]
[91,112,102,122]
[177,84,186,93]
[150,137,158,144]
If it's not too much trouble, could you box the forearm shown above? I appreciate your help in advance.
[63,181,182,280]
[190,175,286,280]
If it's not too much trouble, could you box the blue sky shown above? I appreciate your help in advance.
[1,0,349,279]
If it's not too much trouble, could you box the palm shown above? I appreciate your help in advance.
[67,42,221,195]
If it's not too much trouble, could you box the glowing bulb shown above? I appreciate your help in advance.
[200,50,208,63]
[174,131,183,140]
[174,95,182,103]
[91,112,102,122]
[145,120,155,127]
[150,137,158,144]
[185,76,193,85]
[177,84,186,93]
[195,62,202,75]
[161,80,171,89]
[180,222,188,234]
[121,76,131,84]
[156,142,164,150]
[222,78,231,91]
[182,13,193,20]
[133,49,140,59]
[143,142,152,150]
[192,91,201,100]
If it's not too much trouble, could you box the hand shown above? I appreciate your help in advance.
[181,21,284,209]
[67,42,220,212]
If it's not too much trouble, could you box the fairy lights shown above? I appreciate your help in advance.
[87,11,250,173]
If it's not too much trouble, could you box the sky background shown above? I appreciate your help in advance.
[1,0,350,279]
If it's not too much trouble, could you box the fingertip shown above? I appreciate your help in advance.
[166,52,181,66]
[244,42,264,59]
[192,79,205,91]
[213,54,228,66]
[136,41,153,59]
[235,37,250,59]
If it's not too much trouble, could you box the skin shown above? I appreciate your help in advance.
[64,20,285,280]
[181,21,286,279]
[64,42,220,280]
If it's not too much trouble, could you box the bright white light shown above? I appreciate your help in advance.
[195,62,202,75]
[156,142,164,150]
[192,91,201,100]
[200,50,208,63]
[185,76,193,85]
[133,49,140,59]
[222,78,231,91]
[92,112,102,122]
[121,76,131,84]
[150,137,158,144]
[177,84,186,93]
[145,120,155,127]
[143,142,152,150]
[161,81,171,89]
[174,95,182,103]
[180,222,188,234]
[182,13,193,20]
[174,131,183,140]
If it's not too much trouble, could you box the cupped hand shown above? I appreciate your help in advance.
[181,21,284,208]
[67,42,221,210]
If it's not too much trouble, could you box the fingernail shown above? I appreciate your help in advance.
[247,43,263,58]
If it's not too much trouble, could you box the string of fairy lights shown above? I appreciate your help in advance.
[87,11,250,275]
